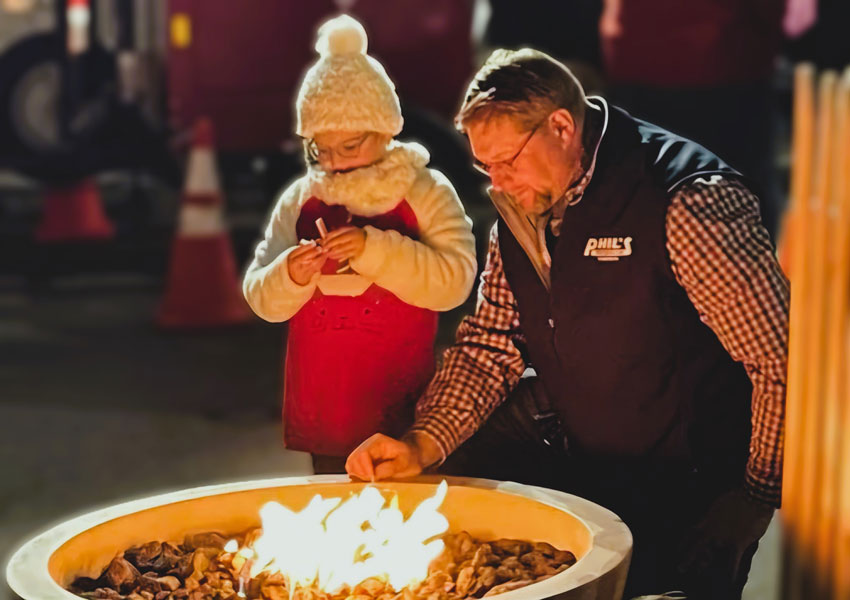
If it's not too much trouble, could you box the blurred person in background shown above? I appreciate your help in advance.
[599,0,786,238]
[242,15,476,475]
[484,0,605,94]
[347,49,788,600]
[784,0,850,69]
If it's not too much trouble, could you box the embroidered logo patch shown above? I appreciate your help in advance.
[583,236,633,262]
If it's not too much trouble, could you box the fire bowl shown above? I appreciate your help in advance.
[6,475,632,600]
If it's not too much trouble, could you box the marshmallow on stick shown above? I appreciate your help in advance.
[314,217,353,274]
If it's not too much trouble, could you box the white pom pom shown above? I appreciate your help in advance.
[315,14,368,57]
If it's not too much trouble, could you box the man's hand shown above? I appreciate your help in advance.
[287,240,326,285]
[678,488,774,582]
[346,432,442,481]
[321,226,367,262]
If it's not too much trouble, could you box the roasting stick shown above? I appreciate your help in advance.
[830,67,850,600]
[782,63,816,600]
[315,217,354,274]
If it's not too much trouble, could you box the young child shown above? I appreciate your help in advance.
[242,15,477,474]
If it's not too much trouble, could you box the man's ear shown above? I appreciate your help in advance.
[549,109,577,146]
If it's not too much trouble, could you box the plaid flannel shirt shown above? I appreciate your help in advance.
[409,176,788,507]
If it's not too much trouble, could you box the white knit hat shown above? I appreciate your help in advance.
[296,15,403,138]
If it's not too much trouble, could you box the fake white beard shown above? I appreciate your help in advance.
[307,140,430,216]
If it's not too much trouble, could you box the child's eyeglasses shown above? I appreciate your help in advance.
[306,133,372,162]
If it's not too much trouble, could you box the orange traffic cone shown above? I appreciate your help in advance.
[156,118,251,328]
[35,179,115,242]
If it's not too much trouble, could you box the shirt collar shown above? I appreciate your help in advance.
[547,96,609,235]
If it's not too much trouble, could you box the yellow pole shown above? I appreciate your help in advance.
[815,68,850,597]
[782,63,817,600]
[798,69,836,598]
[830,67,850,600]
[839,324,850,600]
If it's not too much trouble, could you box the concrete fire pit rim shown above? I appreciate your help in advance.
[6,474,632,600]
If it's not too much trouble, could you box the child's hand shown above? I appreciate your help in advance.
[322,226,367,261]
[287,240,327,286]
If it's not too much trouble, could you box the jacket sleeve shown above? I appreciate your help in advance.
[242,179,318,322]
[666,177,788,507]
[349,168,477,311]
[408,223,527,459]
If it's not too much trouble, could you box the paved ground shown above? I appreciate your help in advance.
[0,282,311,597]
[0,277,779,600]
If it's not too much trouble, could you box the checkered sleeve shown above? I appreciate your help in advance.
[408,223,528,461]
[666,176,789,507]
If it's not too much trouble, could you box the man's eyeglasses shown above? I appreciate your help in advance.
[306,133,372,162]
[472,121,543,176]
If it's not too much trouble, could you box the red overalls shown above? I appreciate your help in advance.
[283,197,438,456]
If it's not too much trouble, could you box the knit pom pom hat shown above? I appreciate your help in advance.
[296,14,403,138]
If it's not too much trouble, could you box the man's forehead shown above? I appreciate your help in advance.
[467,114,526,161]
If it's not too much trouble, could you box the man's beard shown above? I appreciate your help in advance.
[500,186,557,217]
[524,191,556,216]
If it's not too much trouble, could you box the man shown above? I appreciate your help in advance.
[346,49,788,599]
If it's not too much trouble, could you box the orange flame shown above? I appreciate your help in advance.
[236,480,449,594]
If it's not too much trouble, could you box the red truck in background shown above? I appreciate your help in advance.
[166,0,474,152]
[0,0,476,186]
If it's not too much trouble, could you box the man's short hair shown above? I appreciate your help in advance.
[456,48,587,133]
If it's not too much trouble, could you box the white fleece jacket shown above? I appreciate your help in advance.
[242,142,476,323]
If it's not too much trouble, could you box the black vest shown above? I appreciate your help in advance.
[499,103,753,480]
